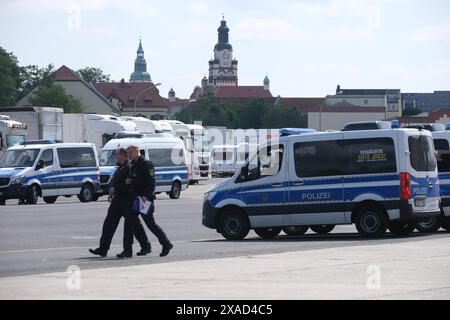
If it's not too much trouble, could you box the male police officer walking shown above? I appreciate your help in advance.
[89,148,151,257]
[117,145,173,259]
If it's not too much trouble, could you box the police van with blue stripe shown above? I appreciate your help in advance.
[410,124,450,233]
[0,140,100,205]
[99,135,189,200]
[202,125,441,239]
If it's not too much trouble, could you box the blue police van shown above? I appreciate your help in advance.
[99,135,189,200]
[202,127,441,239]
[415,128,450,232]
[0,141,100,205]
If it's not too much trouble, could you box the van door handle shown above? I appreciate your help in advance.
[292,181,305,186]
[272,183,283,188]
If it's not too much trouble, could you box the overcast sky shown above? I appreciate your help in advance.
[1,0,449,99]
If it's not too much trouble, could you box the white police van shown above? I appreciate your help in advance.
[99,134,189,200]
[202,127,441,239]
[415,126,450,232]
[0,140,100,205]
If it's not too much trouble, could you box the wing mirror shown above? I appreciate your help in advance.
[35,160,45,171]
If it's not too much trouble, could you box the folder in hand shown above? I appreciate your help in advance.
[132,197,154,215]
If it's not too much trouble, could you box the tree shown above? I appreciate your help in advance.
[262,105,307,128]
[28,83,85,113]
[0,47,19,107]
[17,64,54,100]
[78,67,111,83]
[403,103,422,116]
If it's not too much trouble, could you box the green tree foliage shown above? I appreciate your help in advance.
[402,103,422,116]
[0,47,19,107]
[17,64,54,100]
[176,96,308,129]
[28,83,85,113]
[78,67,111,83]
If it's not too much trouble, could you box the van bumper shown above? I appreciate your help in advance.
[399,200,441,220]
[202,200,219,229]
[0,184,29,200]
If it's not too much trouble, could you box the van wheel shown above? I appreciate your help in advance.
[218,209,250,240]
[78,184,94,203]
[26,185,39,205]
[416,216,442,233]
[310,225,335,234]
[355,205,388,237]
[169,182,181,199]
[43,196,58,204]
[91,194,100,202]
[283,226,309,236]
[254,227,282,239]
[388,220,417,236]
[442,217,450,231]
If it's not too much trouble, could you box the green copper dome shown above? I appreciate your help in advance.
[130,39,151,82]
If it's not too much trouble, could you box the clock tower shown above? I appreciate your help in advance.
[208,17,238,87]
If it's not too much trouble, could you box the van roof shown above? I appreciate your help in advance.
[8,143,96,150]
[103,136,184,150]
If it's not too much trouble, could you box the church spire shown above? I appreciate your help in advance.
[130,38,151,82]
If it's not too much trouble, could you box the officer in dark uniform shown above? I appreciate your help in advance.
[89,148,151,258]
[117,145,173,259]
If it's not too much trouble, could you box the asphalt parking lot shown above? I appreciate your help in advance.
[0,178,449,299]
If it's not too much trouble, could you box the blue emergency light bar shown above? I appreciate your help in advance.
[20,140,59,145]
[391,120,400,129]
[280,128,316,137]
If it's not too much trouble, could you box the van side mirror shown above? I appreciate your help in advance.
[35,160,45,171]
[239,165,248,181]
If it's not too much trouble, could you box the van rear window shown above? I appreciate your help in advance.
[434,139,450,173]
[409,136,437,172]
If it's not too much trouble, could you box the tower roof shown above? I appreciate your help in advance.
[215,18,232,51]
[130,39,151,82]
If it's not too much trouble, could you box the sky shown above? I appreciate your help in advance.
[0,0,449,99]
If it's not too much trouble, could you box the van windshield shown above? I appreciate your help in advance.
[409,135,437,172]
[0,149,40,168]
[100,150,117,166]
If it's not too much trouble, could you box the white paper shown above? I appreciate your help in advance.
[138,197,152,215]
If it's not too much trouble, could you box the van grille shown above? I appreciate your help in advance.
[0,178,10,187]
[100,175,111,184]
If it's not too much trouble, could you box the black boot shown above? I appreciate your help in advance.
[89,248,107,258]
[160,243,173,257]
[117,250,132,259]
[137,244,151,256]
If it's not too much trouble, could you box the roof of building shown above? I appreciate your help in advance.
[94,81,168,110]
[337,89,400,96]
[214,86,273,99]
[276,97,325,109]
[393,108,450,124]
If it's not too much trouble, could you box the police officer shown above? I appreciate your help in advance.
[89,148,151,258]
[117,145,173,259]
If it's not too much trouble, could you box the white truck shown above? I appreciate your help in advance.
[0,107,64,143]
[0,115,28,157]
[120,116,161,134]
[63,114,138,152]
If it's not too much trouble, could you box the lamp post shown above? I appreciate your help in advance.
[134,82,162,116]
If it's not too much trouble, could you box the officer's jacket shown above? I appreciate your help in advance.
[129,156,156,200]
[109,161,131,199]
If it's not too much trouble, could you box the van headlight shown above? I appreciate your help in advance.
[11,176,24,185]
[204,191,217,202]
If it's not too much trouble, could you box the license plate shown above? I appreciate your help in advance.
[415,198,426,207]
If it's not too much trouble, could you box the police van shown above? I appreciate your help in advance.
[415,127,450,232]
[99,135,189,200]
[202,127,441,239]
[0,141,100,205]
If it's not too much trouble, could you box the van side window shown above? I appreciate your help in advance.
[39,149,54,167]
[294,141,342,178]
[409,136,437,172]
[147,148,186,167]
[57,147,96,168]
[343,138,397,175]
[240,145,284,182]
[434,139,450,173]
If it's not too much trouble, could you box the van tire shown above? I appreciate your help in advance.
[310,225,335,234]
[388,220,417,236]
[26,185,39,205]
[43,196,58,204]
[442,217,450,231]
[355,205,388,237]
[91,194,100,202]
[254,227,282,239]
[218,209,250,240]
[416,216,442,233]
[168,181,181,199]
[283,226,309,236]
[78,184,94,203]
